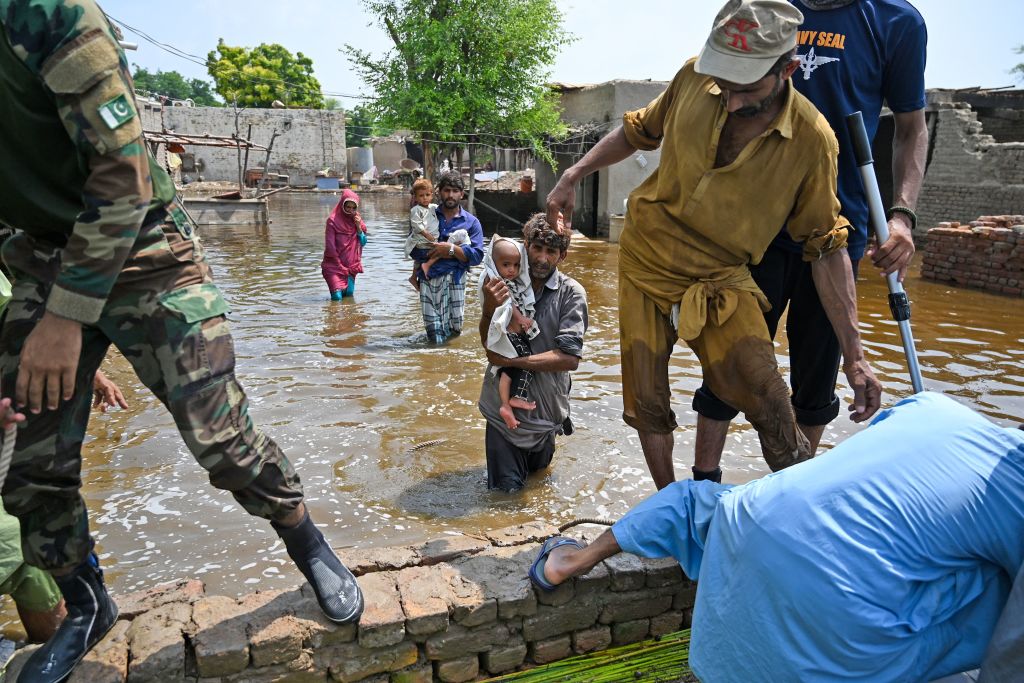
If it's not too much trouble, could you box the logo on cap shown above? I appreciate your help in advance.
[723,18,759,52]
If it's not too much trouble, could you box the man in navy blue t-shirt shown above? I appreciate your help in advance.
[692,0,928,481]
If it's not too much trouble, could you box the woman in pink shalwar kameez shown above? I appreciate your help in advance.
[321,189,368,300]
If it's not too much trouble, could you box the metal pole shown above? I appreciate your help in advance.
[845,111,925,393]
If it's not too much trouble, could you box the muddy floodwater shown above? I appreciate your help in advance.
[4,192,1023,632]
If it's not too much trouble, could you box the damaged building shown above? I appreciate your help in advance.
[536,81,1024,241]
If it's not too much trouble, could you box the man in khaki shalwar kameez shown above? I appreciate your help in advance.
[546,0,881,489]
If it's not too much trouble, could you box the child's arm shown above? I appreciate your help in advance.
[507,304,534,335]
[410,206,431,237]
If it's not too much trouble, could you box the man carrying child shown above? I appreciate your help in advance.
[409,172,484,343]
[479,235,541,430]
[478,215,588,492]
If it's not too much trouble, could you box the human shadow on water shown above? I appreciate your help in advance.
[358,330,466,352]
[393,467,549,520]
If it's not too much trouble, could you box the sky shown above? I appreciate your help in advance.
[101,0,1024,104]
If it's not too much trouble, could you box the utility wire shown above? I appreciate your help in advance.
[111,15,615,156]
[108,15,373,101]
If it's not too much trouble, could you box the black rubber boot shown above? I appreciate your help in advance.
[273,509,364,624]
[18,554,118,683]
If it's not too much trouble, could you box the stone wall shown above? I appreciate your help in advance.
[921,215,1024,297]
[7,523,695,683]
[917,103,1024,230]
[139,101,347,187]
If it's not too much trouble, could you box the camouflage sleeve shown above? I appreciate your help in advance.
[1,0,152,324]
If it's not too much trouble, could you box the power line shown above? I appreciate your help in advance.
[109,15,615,156]
[108,15,373,102]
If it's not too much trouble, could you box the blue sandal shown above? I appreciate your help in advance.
[529,536,584,591]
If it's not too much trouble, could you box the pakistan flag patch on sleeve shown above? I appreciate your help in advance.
[98,94,136,129]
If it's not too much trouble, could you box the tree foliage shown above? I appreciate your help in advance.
[1013,45,1024,82]
[344,0,572,164]
[344,103,392,147]
[132,66,221,106]
[206,40,325,108]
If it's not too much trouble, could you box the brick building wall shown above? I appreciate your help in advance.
[921,215,1024,297]
[917,104,1024,230]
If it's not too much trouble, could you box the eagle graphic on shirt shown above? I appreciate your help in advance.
[797,47,840,80]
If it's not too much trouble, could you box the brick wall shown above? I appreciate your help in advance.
[921,215,1024,297]
[917,104,1024,230]
[7,523,696,683]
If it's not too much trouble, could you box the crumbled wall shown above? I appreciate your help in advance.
[917,104,1024,230]
[922,215,1024,297]
[7,523,696,683]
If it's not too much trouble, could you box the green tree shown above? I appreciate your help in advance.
[344,103,391,147]
[344,0,571,204]
[206,40,325,108]
[187,78,221,107]
[1013,45,1024,82]
[132,67,221,106]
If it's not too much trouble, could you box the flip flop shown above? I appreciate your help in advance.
[529,536,584,592]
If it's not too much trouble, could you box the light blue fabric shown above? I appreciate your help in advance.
[613,392,1024,683]
[612,479,730,580]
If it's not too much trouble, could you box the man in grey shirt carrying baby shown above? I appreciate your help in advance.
[478,214,588,492]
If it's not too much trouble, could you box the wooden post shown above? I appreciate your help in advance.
[467,139,476,215]
[242,123,253,188]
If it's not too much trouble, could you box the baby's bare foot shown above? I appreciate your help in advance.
[499,404,520,430]
[509,397,536,410]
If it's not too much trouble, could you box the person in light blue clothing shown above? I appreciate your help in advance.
[530,392,1024,683]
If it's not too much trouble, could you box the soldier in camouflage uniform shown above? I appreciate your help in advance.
[0,2,363,680]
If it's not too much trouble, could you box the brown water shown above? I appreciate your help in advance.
[4,192,1023,632]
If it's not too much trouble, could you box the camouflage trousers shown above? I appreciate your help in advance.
[0,208,303,571]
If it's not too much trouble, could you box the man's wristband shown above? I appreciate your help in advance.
[887,206,917,232]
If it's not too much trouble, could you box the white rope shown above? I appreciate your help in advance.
[0,422,17,493]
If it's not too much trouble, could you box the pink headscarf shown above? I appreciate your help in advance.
[322,189,365,277]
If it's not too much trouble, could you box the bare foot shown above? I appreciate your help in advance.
[509,397,536,410]
[499,404,520,430]
[421,262,432,278]
[544,541,586,586]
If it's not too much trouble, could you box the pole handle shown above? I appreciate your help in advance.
[845,111,874,167]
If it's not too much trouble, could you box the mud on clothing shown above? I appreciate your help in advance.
[694,253,862,426]
[616,59,848,468]
[697,0,928,429]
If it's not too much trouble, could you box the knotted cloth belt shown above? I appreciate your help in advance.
[670,267,771,341]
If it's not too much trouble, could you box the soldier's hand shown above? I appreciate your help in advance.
[16,312,82,414]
